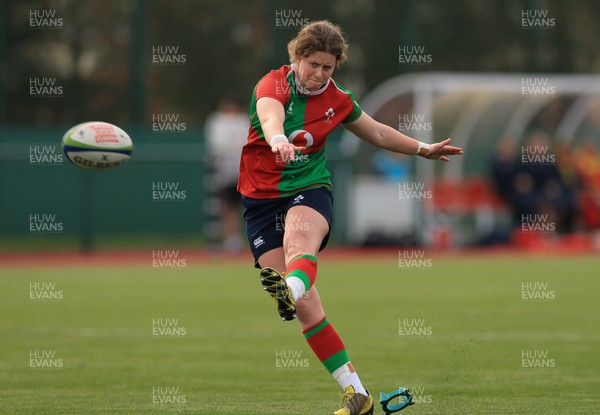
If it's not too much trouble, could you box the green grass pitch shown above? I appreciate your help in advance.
[1,255,599,414]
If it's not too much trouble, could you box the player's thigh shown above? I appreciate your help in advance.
[283,205,329,262]
[242,194,287,270]
[258,247,286,273]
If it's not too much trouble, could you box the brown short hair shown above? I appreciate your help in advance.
[287,20,348,67]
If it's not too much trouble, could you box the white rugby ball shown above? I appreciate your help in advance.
[62,121,133,170]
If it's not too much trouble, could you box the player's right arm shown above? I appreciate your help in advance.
[256,97,305,164]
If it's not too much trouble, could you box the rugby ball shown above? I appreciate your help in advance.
[62,121,133,170]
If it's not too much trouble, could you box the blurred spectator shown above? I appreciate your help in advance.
[491,136,537,228]
[525,132,578,234]
[492,136,519,202]
[492,132,579,234]
[554,143,582,233]
[573,138,600,229]
[205,94,249,252]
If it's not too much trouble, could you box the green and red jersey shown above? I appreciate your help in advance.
[238,65,362,199]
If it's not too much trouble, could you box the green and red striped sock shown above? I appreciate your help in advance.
[303,317,367,396]
[285,254,317,301]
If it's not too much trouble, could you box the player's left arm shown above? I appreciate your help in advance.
[343,112,463,162]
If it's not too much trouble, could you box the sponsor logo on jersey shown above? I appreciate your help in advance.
[292,194,305,204]
[288,130,314,148]
[253,236,265,248]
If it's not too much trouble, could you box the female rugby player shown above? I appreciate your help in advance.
[238,21,462,415]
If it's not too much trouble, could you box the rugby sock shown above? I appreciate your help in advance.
[303,317,368,396]
[332,364,367,396]
[285,254,317,302]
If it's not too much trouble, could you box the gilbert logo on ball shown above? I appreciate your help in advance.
[62,121,133,170]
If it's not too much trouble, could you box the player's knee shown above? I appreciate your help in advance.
[283,235,310,265]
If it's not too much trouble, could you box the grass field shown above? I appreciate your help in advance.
[1,254,599,414]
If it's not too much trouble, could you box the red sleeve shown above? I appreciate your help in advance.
[255,67,290,106]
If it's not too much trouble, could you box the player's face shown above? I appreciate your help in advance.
[296,51,336,92]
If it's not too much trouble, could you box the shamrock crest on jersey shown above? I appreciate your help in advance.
[324,108,335,123]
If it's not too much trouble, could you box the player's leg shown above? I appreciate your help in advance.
[282,204,328,303]
[295,285,324,330]
[258,246,299,321]
[242,193,298,320]
[257,194,329,322]
[257,247,286,273]
[257,247,300,319]
[283,203,373,414]
[248,190,372,413]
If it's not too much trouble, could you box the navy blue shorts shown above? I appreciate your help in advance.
[242,187,333,268]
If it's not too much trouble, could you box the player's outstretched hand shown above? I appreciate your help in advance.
[272,141,306,164]
[424,138,463,162]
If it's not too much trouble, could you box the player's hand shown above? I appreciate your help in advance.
[271,141,306,164]
[424,138,463,162]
